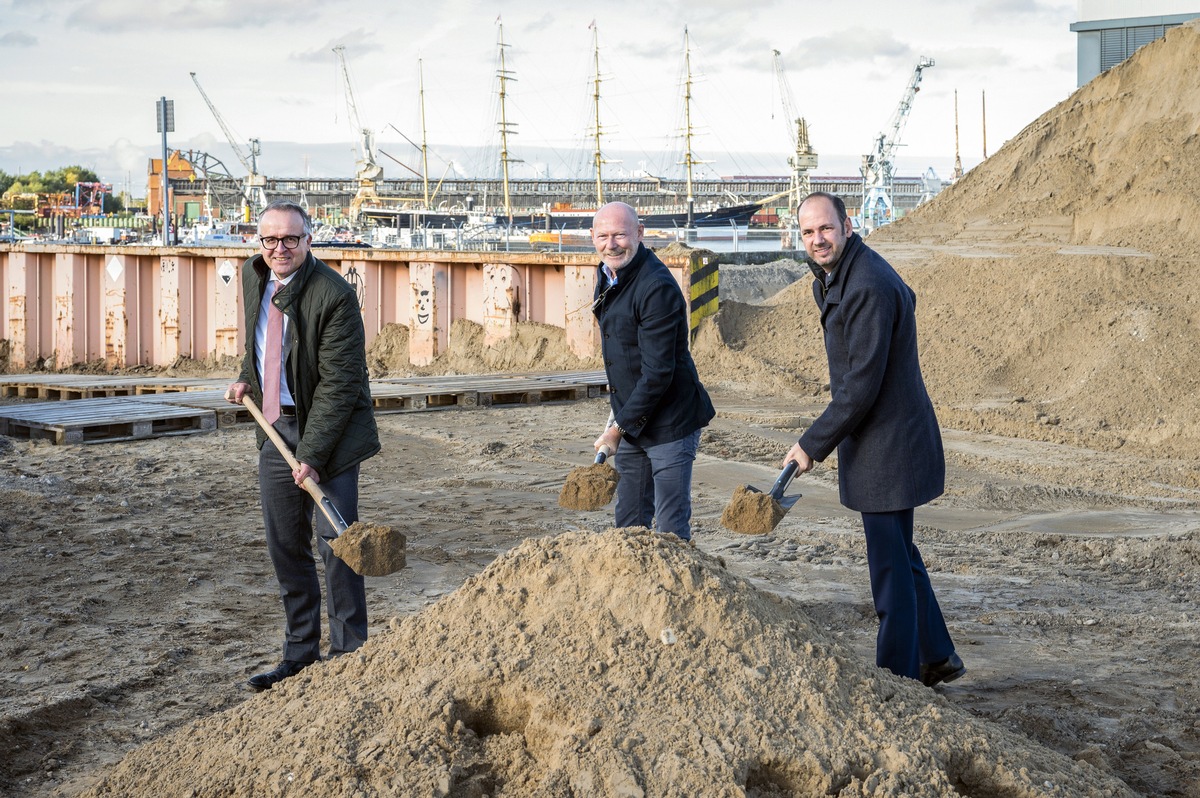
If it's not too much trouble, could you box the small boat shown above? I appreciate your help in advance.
[179,218,255,246]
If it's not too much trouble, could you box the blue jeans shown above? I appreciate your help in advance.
[612,429,701,542]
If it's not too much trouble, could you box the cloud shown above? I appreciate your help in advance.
[768,28,916,79]
[65,0,323,32]
[972,0,1073,22]
[292,29,384,64]
[0,30,37,47]
[521,12,557,34]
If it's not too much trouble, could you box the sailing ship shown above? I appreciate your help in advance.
[540,26,761,233]
[357,23,761,241]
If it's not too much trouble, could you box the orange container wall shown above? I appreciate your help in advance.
[0,244,648,369]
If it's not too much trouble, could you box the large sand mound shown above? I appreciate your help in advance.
[694,21,1200,460]
[81,529,1133,797]
[872,20,1200,255]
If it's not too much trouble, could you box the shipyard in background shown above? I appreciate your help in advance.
[3,26,953,253]
[10,6,1180,253]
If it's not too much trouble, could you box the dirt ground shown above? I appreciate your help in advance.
[0,370,1196,795]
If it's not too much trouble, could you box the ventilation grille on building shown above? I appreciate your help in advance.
[1100,23,1183,71]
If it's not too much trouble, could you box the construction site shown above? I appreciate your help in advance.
[3,10,1200,798]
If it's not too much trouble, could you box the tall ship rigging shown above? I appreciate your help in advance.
[357,23,762,236]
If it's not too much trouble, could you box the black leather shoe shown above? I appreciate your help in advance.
[247,659,314,691]
[921,652,966,687]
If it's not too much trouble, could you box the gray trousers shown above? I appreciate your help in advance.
[258,415,367,662]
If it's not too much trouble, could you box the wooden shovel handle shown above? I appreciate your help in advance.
[241,395,348,535]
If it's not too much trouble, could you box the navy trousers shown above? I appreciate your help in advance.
[258,415,368,663]
[861,508,955,681]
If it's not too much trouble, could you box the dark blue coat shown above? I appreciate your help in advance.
[594,244,715,447]
[798,233,944,512]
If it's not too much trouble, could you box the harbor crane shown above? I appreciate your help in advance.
[859,56,935,233]
[333,45,382,182]
[189,71,267,219]
[771,49,818,222]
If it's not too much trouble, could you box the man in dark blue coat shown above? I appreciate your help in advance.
[783,191,965,687]
[591,202,715,543]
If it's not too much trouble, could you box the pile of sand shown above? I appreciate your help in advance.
[81,529,1133,797]
[693,21,1200,460]
[873,21,1200,256]
[368,319,601,378]
[718,259,809,305]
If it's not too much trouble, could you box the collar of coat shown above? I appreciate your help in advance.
[807,232,863,288]
[252,251,317,311]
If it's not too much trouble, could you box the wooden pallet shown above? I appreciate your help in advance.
[0,375,229,400]
[0,398,216,444]
[0,372,610,441]
[371,372,608,411]
[133,390,250,428]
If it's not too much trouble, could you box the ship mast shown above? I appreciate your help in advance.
[591,23,604,206]
[496,18,520,224]
[952,89,963,180]
[681,27,697,228]
[419,58,431,207]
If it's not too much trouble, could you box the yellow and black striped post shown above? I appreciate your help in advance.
[688,250,719,340]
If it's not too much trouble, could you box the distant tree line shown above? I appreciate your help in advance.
[0,165,125,213]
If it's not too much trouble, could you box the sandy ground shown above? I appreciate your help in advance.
[0,382,1196,796]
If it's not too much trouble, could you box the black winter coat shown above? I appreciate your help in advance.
[593,244,715,447]
[798,233,944,512]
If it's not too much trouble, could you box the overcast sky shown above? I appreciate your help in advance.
[0,0,1081,188]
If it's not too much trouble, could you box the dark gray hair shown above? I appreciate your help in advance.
[258,200,313,235]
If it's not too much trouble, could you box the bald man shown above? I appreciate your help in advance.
[590,202,715,543]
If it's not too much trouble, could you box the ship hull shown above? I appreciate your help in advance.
[360,201,761,232]
[541,202,761,231]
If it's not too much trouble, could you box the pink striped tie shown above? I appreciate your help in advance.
[262,282,284,423]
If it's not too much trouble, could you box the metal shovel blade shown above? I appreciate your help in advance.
[745,460,802,510]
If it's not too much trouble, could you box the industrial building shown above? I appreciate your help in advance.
[1071,0,1200,84]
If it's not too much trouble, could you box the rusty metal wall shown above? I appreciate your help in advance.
[0,244,707,370]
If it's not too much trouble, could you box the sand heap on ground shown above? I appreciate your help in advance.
[82,529,1133,797]
[872,20,1200,256]
[368,319,601,378]
[693,21,1200,460]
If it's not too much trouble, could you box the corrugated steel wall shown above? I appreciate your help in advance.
[0,244,708,370]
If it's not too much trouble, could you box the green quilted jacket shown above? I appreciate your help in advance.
[238,252,380,478]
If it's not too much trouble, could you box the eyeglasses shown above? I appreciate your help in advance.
[259,235,304,250]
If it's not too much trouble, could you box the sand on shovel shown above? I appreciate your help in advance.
[329,521,408,577]
[558,461,620,510]
[720,485,786,534]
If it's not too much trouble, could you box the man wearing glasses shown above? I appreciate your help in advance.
[225,200,380,691]
[590,201,715,543]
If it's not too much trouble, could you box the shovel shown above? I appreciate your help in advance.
[242,395,353,535]
[240,395,406,577]
[751,460,802,510]
[720,461,802,534]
